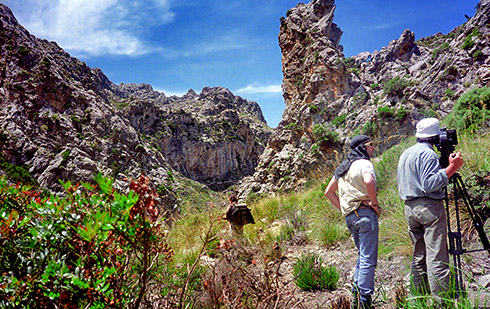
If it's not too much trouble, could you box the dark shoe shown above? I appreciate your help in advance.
[359,294,373,309]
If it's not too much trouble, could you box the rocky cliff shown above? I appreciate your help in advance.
[238,0,490,199]
[0,3,271,207]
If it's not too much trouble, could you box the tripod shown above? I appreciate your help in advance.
[444,172,490,297]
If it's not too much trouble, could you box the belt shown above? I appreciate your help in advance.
[353,202,372,217]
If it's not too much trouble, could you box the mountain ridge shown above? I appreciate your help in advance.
[0,3,271,207]
[237,0,490,201]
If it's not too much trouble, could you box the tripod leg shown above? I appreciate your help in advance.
[453,174,490,254]
[446,179,465,297]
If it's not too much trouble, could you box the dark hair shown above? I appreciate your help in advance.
[229,194,238,203]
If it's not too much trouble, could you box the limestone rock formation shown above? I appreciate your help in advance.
[0,3,271,207]
[118,86,271,190]
[238,0,490,200]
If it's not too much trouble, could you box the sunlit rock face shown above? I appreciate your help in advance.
[0,4,272,199]
[238,0,490,200]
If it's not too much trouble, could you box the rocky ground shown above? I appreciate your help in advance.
[278,236,490,308]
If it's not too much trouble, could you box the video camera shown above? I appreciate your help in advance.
[436,127,458,168]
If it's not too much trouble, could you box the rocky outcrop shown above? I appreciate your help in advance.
[238,0,490,200]
[119,86,271,190]
[0,3,271,204]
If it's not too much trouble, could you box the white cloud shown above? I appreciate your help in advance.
[7,0,174,57]
[155,88,186,97]
[236,83,282,94]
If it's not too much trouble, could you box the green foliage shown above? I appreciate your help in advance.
[292,253,339,291]
[342,57,356,69]
[472,49,484,60]
[377,106,394,119]
[383,76,412,98]
[286,122,302,132]
[396,106,408,121]
[0,154,37,186]
[309,104,319,113]
[445,87,490,134]
[18,45,30,56]
[317,222,349,246]
[362,121,378,136]
[0,174,174,308]
[431,42,450,61]
[461,28,481,50]
[445,88,455,99]
[331,114,347,127]
[312,123,339,143]
[353,92,368,105]
[418,108,438,119]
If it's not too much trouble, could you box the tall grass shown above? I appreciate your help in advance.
[160,130,490,307]
[457,131,490,177]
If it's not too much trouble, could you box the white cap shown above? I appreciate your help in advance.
[415,118,440,138]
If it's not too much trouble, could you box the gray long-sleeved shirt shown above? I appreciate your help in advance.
[397,142,449,201]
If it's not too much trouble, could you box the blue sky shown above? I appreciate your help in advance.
[2,0,479,127]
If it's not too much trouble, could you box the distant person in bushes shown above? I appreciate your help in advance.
[225,194,254,236]
[324,135,379,309]
[397,118,463,298]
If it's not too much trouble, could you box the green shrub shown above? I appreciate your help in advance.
[292,253,339,291]
[0,154,37,186]
[383,76,412,98]
[331,114,347,127]
[377,106,394,119]
[396,106,408,121]
[362,121,378,136]
[461,28,481,50]
[312,124,339,143]
[445,87,490,134]
[418,108,438,119]
[431,42,451,61]
[472,50,484,60]
[0,174,174,308]
[342,57,357,70]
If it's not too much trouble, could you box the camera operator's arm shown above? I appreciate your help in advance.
[445,152,464,178]
[324,178,341,211]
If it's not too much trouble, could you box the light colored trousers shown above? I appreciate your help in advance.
[405,197,449,296]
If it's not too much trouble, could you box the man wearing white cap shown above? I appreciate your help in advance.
[397,118,463,297]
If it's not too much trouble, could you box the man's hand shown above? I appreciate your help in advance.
[445,151,464,177]
[368,202,380,216]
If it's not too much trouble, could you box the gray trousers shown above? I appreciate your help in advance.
[405,198,449,296]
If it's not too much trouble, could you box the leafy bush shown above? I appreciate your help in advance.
[396,106,408,121]
[445,87,490,134]
[362,121,378,136]
[312,124,339,143]
[0,154,37,186]
[331,114,347,127]
[473,50,484,60]
[292,253,339,291]
[377,106,394,119]
[461,28,481,50]
[0,174,174,308]
[342,57,356,69]
[383,76,412,98]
